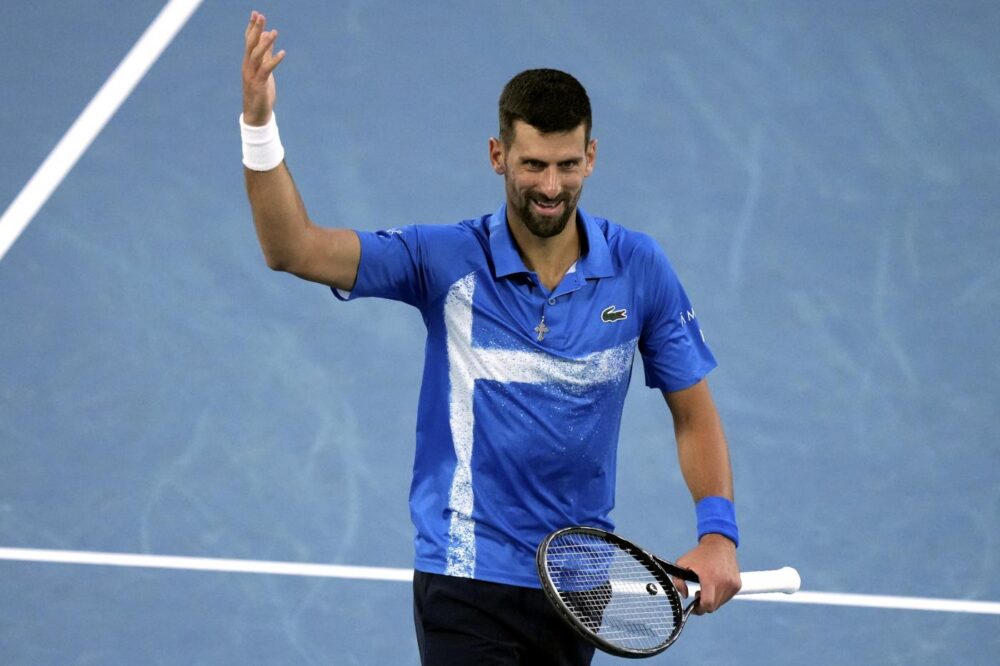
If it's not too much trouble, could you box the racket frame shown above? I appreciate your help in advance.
[536,526,696,658]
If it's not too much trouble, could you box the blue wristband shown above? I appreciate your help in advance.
[696,496,740,547]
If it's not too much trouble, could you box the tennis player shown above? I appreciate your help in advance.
[241,11,741,664]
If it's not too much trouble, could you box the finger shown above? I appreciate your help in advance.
[697,591,710,615]
[244,12,266,56]
[694,585,715,614]
[673,577,689,600]
[719,578,741,607]
[264,49,287,74]
[247,33,275,77]
[245,11,259,42]
[250,29,278,67]
[256,49,286,80]
[261,34,285,75]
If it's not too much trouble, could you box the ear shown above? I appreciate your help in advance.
[488,136,506,174]
[584,138,597,177]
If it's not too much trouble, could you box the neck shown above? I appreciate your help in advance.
[506,208,582,292]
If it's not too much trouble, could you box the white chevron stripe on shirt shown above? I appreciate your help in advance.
[442,272,636,577]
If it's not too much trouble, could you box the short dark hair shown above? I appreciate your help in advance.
[498,69,592,147]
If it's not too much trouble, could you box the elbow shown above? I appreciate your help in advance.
[265,258,287,273]
[261,248,295,273]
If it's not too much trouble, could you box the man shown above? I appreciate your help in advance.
[241,10,741,665]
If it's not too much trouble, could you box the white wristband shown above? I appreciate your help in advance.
[240,112,285,171]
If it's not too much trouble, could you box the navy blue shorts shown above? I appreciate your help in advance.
[413,571,596,666]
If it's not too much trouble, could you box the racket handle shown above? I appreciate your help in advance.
[738,567,801,595]
[685,566,800,596]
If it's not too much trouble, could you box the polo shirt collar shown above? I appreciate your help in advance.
[488,204,615,280]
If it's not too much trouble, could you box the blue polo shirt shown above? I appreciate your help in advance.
[335,205,715,588]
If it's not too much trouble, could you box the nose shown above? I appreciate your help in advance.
[539,166,560,199]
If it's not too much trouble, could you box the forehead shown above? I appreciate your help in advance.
[507,120,588,159]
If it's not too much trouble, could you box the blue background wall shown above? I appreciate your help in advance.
[2,2,998,663]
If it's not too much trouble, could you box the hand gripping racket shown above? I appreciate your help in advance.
[536,526,800,658]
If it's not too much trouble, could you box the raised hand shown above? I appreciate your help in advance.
[242,10,286,126]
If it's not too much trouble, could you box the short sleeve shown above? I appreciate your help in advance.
[332,226,426,307]
[636,242,717,392]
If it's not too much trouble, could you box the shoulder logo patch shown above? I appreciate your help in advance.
[601,305,628,323]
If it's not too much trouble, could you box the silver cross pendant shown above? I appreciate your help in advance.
[534,316,549,341]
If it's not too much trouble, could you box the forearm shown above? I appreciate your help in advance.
[664,380,733,502]
[244,160,312,271]
[675,414,733,503]
[244,161,361,288]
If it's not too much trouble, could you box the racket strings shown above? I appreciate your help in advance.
[545,534,683,651]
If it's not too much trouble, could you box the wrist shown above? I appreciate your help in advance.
[240,111,284,171]
[241,109,272,127]
[698,532,737,550]
[695,496,740,548]
[241,91,272,126]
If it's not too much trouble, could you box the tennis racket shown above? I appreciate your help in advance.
[536,526,800,658]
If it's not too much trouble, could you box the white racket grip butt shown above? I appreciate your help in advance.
[739,567,801,594]
[688,567,801,596]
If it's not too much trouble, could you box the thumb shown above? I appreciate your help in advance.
[672,576,690,600]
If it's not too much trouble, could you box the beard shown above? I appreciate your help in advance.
[506,179,582,240]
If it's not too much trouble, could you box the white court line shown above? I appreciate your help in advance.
[737,590,1000,615]
[0,547,413,583]
[0,0,204,262]
[2,547,999,615]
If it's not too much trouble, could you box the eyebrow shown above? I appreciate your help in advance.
[519,156,583,166]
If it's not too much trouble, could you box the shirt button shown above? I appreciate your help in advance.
[548,298,556,305]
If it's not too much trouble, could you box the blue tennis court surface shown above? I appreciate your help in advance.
[2,1,998,664]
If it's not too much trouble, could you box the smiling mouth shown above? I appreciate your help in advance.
[532,199,564,215]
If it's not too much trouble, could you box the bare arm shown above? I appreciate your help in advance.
[664,379,733,502]
[662,378,741,613]
[242,11,359,289]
